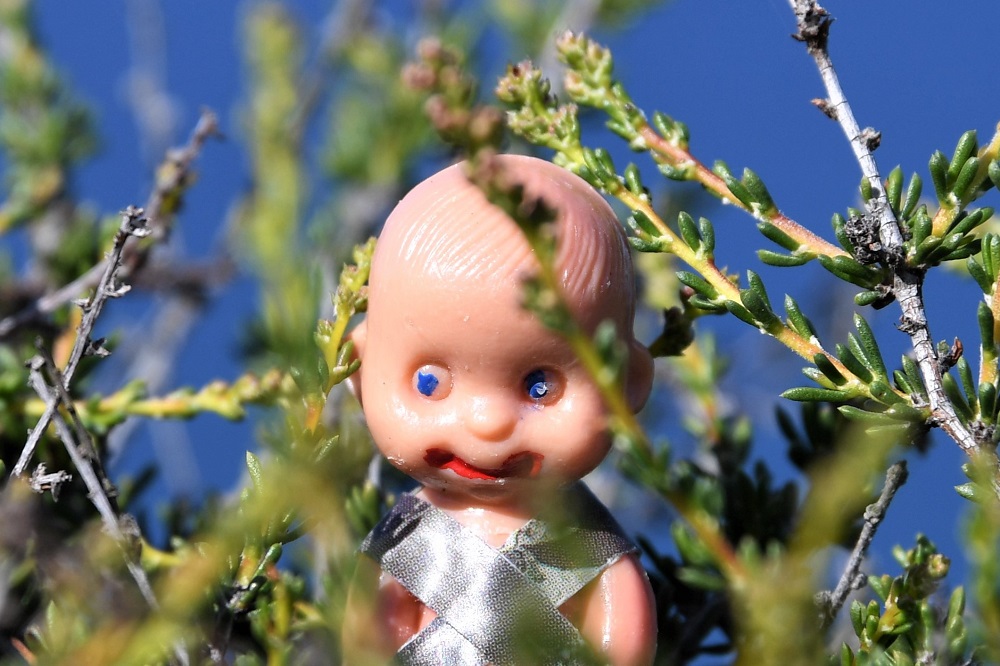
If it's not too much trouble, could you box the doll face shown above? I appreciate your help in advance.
[358,272,613,505]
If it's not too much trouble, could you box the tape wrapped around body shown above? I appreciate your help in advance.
[360,482,636,666]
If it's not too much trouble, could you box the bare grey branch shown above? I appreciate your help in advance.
[0,110,219,340]
[787,0,986,468]
[12,206,147,478]
[818,461,909,626]
[24,349,189,665]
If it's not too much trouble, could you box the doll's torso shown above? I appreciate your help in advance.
[360,482,635,665]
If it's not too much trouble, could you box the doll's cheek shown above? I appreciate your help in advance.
[378,445,431,476]
[529,406,611,477]
[534,392,604,441]
[370,394,430,433]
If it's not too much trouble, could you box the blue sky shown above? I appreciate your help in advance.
[23,0,1000,606]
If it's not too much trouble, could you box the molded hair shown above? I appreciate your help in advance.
[370,155,637,330]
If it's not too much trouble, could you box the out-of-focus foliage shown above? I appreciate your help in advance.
[0,0,999,664]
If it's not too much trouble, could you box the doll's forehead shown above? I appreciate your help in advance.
[369,155,637,328]
[368,253,531,330]
[373,156,623,273]
[374,209,535,285]
[368,259,632,349]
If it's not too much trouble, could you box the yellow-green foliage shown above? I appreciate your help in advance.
[1,1,999,664]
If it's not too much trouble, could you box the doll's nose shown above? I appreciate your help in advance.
[465,395,517,441]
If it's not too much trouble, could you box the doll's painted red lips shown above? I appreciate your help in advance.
[425,449,543,480]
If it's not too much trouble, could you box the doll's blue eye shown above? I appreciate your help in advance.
[524,369,551,401]
[413,365,450,399]
[416,370,439,396]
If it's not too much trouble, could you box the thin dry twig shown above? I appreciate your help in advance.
[25,349,190,666]
[12,207,150,478]
[787,1,983,462]
[0,109,219,339]
[28,464,73,498]
[817,460,909,627]
[8,109,211,659]
[26,355,129,558]
[34,348,119,503]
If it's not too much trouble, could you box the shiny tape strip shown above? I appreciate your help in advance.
[500,484,636,608]
[360,484,636,665]
[365,493,584,665]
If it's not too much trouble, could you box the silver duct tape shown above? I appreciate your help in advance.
[397,618,486,665]
[360,483,635,666]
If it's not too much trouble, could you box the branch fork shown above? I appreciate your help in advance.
[13,206,150,478]
[788,0,987,468]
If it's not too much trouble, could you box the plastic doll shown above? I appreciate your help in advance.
[345,154,656,665]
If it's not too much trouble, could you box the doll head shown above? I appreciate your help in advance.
[351,155,652,507]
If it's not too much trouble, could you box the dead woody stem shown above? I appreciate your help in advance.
[0,109,220,339]
[25,348,190,665]
[788,0,988,473]
[12,207,151,478]
[818,461,909,627]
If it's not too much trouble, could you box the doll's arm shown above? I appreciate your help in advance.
[343,557,424,663]
[575,553,657,666]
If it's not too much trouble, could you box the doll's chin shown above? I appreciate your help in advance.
[418,474,531,501]
[418,472,572,505]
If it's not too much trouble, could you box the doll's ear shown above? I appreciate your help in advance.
[625,339,654,413]
[345,319,367,406]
